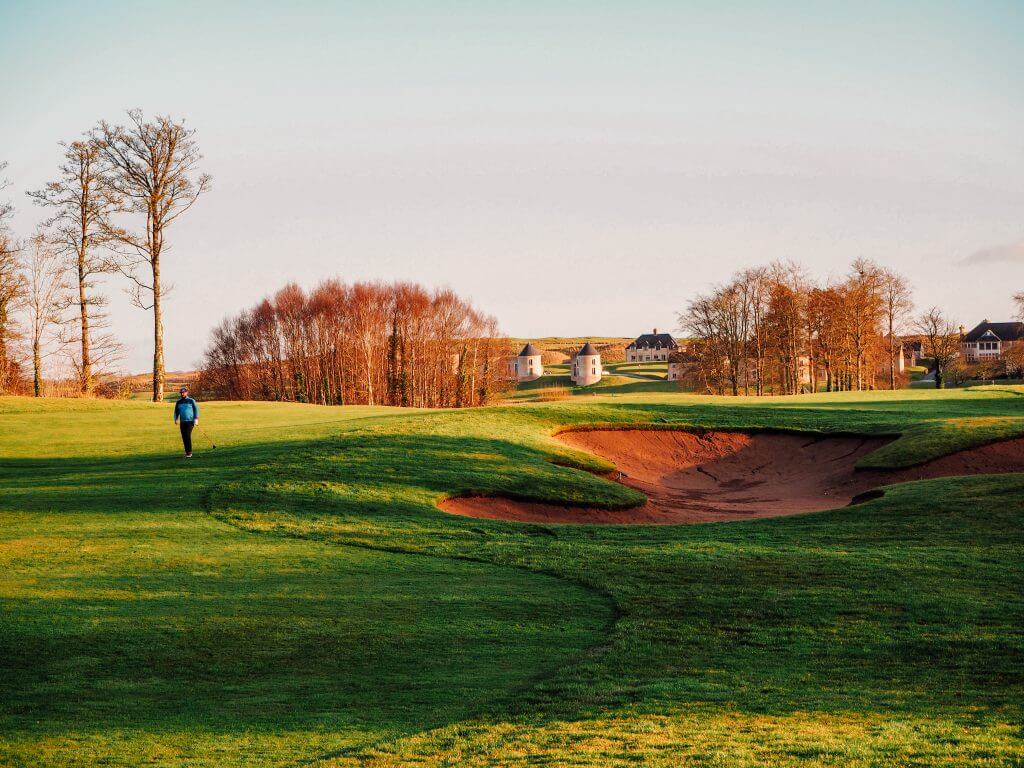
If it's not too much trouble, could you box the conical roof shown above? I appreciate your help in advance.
[518,342,541,357]
[578,342,599,356]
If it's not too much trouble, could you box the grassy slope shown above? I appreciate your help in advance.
[0,400,611,767]
[3,388,1024,766]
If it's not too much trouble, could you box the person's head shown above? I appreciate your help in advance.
[180,386,189,398]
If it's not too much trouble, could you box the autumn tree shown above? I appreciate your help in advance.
[23,234,69,396]
[29,139,122,394]
[92,111,211,402]
[880,268,913,390]
[765,261,810,394]
[915,307,960,389]
[844,259,886,390]
[200,279,510,408]
[682,258,911,395]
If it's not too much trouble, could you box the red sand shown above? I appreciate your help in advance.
[438,430,1024,525]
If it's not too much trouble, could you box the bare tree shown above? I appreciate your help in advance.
[0,161,12,227]
[23,234,69,396]
[29,140,123,395]
[92,110,211,402]
[881,268,914,390]
[1014,291,1024,321]
[0,163,27,393]
[915,307,960,389]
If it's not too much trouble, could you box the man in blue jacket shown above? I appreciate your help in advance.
[173,386,200,458]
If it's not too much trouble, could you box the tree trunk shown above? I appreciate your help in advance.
[78,251,92,395]
[888,316,896,391]
[152,252,165,403]
[33,338,42,397]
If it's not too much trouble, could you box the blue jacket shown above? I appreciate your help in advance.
[174,396,199,423]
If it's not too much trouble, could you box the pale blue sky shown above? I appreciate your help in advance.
[2,0,1022,371]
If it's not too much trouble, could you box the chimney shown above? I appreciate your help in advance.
[653,328,657,334]
[959,325,966,338]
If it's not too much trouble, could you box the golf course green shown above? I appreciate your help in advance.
[2,388,1023,767]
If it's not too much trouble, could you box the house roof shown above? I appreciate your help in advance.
[963,321,1024,343]
[627,332,678,349]
[577,342,599,356]
[518,342,541,357]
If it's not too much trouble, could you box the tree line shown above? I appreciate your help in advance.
[0,110,209,399]
[199,279,513,407]
[678,258,1011,393]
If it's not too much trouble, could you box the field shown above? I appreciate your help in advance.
[2,388,1023,766]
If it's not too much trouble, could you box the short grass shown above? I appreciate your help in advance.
[509,362,678,401]
[2,387,1023,766]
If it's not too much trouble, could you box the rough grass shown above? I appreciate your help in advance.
[2,387,1023,766]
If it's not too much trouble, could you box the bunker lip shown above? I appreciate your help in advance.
[437,429,1024,525]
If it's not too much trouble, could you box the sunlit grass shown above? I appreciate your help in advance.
[2,389,1022,766]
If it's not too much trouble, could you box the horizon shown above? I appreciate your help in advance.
[2,0,1022,373]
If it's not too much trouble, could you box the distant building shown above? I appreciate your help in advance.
[571,342,602,386]
[626,329,678,362]
[961,320,1024,362]
[667,349,695,382]
[510,342,543,381]
[901,339,924,366]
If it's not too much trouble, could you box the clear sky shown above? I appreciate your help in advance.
[2,0,1022,372]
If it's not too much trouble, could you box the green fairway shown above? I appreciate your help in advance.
[2,389,1023,766]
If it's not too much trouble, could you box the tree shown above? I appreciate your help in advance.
[199,279,511,407]
[23,233,69,396]
[0,162,27,393]
[29,139,122,395]
[915,307,960,389]
[880,268,913,390]
[845,259,886,391]
[92,111,211,402]
[1014,291,1024,321]
[0,161,12,227]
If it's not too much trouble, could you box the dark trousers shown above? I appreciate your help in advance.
[179,421,195,455]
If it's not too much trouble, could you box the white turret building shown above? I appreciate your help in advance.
[571,342,602,386]
[511,343,543,381]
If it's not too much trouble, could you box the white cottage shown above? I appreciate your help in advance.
[511,343,543,381]
[571,342,602,386]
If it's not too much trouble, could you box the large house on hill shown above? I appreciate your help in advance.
[960,320,1024,362]
[626,329,679,362]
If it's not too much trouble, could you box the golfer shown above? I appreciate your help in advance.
[173,386,200,458]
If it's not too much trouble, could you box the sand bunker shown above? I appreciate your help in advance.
[439,430,1024,525]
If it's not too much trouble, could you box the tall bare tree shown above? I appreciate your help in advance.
[881,267,913,390]
[23,233,69,396]
[1014,291,1024,321]
[915,307,960,389]
[92,110,211,402]
[0,162,27,393]
[28,140,122,395]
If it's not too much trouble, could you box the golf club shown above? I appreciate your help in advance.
[197,424,217,449]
